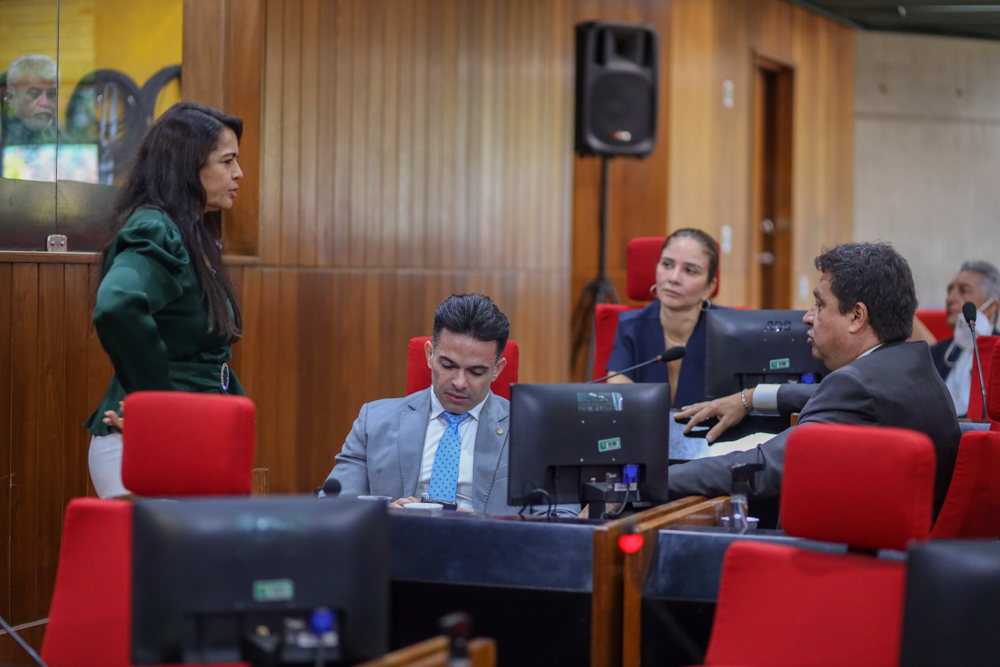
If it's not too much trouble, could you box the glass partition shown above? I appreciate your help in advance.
[0,0,182,252]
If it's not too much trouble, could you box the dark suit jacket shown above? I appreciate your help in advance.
[668,341,961,517]
[326,389,518,514]
[606,301,727,407]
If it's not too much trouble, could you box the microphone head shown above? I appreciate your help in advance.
[321,477,342,498]
[659,346,687,363]
[963,301,978,326]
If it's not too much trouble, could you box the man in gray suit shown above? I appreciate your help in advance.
[673,242,961,517]
[325,294,517,514]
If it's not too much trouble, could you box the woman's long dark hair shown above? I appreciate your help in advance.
[101,102,243,341]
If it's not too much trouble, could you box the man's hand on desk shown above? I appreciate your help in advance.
[675,389,753,443]
[390,496,420,509]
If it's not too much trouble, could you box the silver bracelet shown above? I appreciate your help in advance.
[740,388,751,413]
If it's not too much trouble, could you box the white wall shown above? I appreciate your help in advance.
[854,30,1000,308]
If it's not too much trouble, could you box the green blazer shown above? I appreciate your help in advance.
[84,208,244,436]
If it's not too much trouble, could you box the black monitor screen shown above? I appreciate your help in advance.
[132,496,389,666]
[508,383,671,507]
[704,309,826,400]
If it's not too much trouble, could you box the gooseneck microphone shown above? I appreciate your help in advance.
[590,346,686,384]
[964,301,988,422]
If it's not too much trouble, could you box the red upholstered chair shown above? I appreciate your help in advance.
[592,303,633,381]
[915,308,951,341]
[703,423,935,667]
[989,341,1000,430]
[407,336,519,400]
[931,431,1000,539]
[42,392,256,667]
[968,335,998,425]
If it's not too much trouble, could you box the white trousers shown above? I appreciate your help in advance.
[88,433,131,498]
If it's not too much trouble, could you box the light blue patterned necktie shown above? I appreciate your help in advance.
[428,411,471,502]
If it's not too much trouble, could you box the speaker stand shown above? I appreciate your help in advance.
[571,155,620,380]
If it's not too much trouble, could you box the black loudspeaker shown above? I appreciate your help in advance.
[575,21,659,158]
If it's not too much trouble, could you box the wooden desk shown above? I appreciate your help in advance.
[357,635,496,667]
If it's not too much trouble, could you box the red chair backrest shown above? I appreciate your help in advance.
[42,499,249,667]
[406,337,519,400]
[781,423,935,550]
[704,423,935,667]
[916,308,951,341]
[625,236,720,301]
[42,499,134,667]
[989,342,1000,428]
[593,303,634,380]
[931,431,1000,539]
[122,391,257,496]
[969,335,999,424]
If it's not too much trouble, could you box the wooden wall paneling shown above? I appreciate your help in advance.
[280,0,304,267]
[85,264,112,499]
[251,268,281,482]
[348,0,370,268]
[0,624,45,664]
[365,1,386,270]
[36,265,66,614]
[294,270,336,484]
[379,1,400,270]
[223,0,264,257]
[10,264,40,624]
[298,0,320,268]
[260,0,284,267]
[0,264,12,622]
[753,0,794,64]
[315,0,337,268]
[276,270,301,491]
[332,0,355,268]
[62,266,94,504]
[181,0,225,108]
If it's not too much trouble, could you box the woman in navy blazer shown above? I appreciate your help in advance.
[606,228,723,408]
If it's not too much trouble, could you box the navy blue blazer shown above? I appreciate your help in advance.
[605,301,726,408]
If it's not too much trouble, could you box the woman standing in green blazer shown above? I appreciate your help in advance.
[84,102,246,498]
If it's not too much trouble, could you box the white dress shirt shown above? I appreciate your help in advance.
[415,391,489,510]
[752,343,883,413]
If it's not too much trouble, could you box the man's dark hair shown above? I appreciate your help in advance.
[432,294,510,361]
[814,242,916,343]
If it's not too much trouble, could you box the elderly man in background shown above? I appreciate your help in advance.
[930,260,1000,416]
[3,55,59,144]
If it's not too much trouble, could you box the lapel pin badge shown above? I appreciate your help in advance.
[497,428,504,435]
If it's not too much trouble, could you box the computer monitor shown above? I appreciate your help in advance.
[131,496,389,666]
[703,309,827,400]
[507,382,671,509]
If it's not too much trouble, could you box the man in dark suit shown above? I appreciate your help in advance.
[324,294,517,514]
[929,261,999,416]
[673,242,961,516]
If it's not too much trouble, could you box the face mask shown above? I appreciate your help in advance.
[953,297,996,351]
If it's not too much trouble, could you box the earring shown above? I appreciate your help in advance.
[649,284,657,297]
[701,298,712,311]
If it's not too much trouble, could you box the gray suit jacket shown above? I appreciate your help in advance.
[669,341,961,517]
[326,388,518,514]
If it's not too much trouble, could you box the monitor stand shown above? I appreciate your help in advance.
[582,481,631,520]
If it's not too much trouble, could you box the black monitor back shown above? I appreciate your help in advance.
[704,309,826,400]
[132,496,389,665]
[508,382,671,507]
